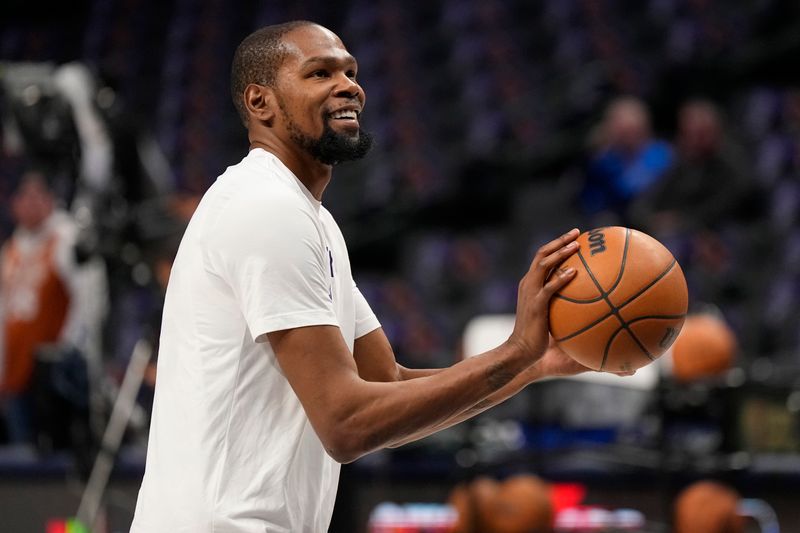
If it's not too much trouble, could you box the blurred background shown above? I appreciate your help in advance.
[0,0,799,531]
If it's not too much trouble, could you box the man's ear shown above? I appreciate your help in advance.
[244,84,277,126]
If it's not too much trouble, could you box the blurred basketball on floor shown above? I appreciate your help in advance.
[448,476,500,533]
[549,226,688,373]
[448,474,552,533]
[471,477,501,532]
[671,313,737,382]
[674,480,744,533]
[483,474,553,533]
[448,483,472,533]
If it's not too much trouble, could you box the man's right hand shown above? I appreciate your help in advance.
[508,228,580,364]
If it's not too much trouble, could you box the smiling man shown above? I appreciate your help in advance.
[131,21,590,533]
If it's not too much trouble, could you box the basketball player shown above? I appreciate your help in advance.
[131,21,598,532]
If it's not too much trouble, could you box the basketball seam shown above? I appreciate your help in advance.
[603,328,653,370]
[604,314,688,367]
[626,313,687,323]
[616,259,678,309]
[553,293,603,303]
[553,227,631,304]
[574,238,659,370]
[573,249,620,370]
[554,259,679,343]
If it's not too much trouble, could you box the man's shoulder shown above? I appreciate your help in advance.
[211,156,309,215]
[200,165,319,248]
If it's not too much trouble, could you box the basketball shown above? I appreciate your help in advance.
[673,480,744,533]
[549,226,688,373]
[483,474,553,533]
[448,475,553,533]
[448,483,472,533]
[470,477,501,532]
[671,313,737,382]
[447,476,500,533]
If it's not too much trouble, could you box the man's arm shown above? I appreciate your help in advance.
[268,229,580,464]
[353,329,590,448]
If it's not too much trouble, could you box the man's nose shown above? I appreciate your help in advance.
[333,74,362,99]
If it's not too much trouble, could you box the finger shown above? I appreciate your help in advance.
[534,228,580,260]
[539,240,580,271]
[540,265,576,298]
[529,228,580,272]
[531,241,579,288]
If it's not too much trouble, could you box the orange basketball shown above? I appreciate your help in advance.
[448,476,500,533]
[449,475,553,533]
[471,477,501,532]
[483,475,553,533]
[674,481,744,533]
[671,313,737,382]
[448,483,473,533]
[549,226,688,373]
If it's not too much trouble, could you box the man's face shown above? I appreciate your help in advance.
[679,108,720,159]
[272,25,372,165]
[607,106,649,153]
[12,176,53,230]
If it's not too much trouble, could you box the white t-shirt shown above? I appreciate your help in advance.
[131,148,380,533]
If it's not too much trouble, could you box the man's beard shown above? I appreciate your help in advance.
[288,118,373,166]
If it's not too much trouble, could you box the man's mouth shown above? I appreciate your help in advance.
[329,109,359,120]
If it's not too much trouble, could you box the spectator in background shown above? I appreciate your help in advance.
[632,100,763,341]
[0,172,84,446]
[581,97,673,222]
[631,100,754,234]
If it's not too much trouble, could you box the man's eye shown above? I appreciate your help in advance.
[311,70,329,78]
[346,70,357,79]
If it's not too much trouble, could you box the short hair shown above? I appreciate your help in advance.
[230,20,316,127]
[679,99,721,124]
[13,170,52,195]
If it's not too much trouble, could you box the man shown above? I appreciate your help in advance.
[581,96,673,221]
[0,172,83,445]
[131,21,598,532]
[631,100,754,233]
[629,100,761,351]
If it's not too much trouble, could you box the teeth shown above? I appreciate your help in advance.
[330,110,358,119]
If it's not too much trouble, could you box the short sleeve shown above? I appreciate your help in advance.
[353,282,380,339]
[206,189,338,342]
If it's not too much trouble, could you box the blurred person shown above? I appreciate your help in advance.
[631,100,763,327]
[0,171,85,445]
[581,96,673,221]
[631,100,755,234]
[130,21,631,533]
